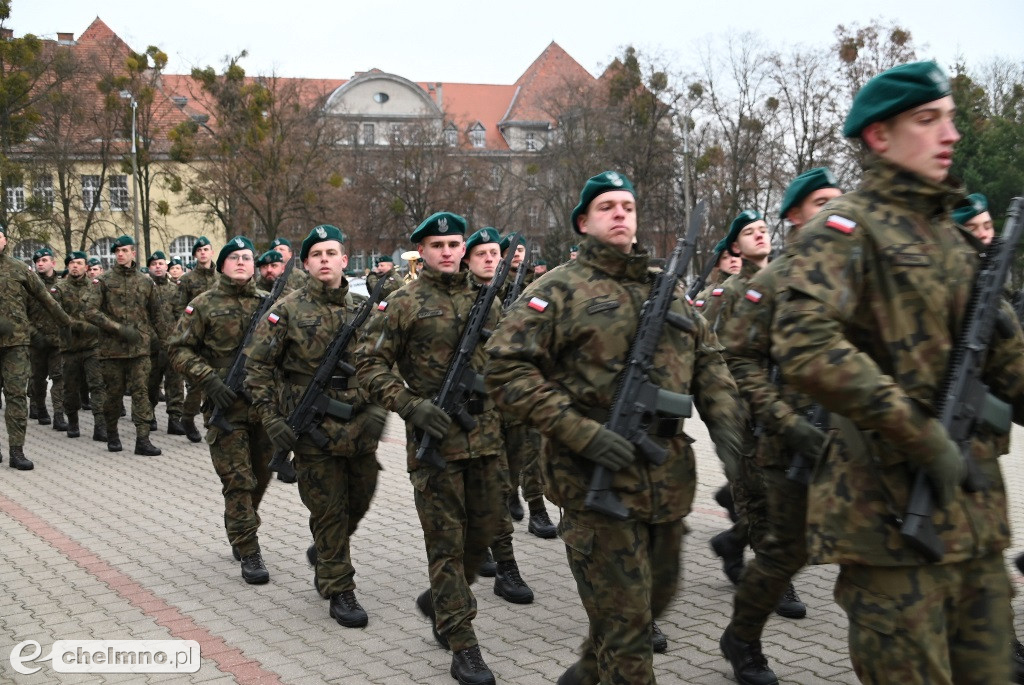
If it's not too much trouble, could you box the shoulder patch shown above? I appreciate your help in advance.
[184,305,195,315]
[267,312,280,325]
[825,215,856,235]
[377,301,388,311]
[50,287,57,293]
[694,299,705,308]
[92,278,99,284]
[711,288,725,297]
[744,289,762,303]
[527,296,548,312]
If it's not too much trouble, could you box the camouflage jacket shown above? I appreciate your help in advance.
[83,261,172,360]
[283,265,309,294]
[365,271,403,299]
[246,276,376,454]
[354,266,502,470]
[53,274,100,352]
[28,271,63,345]
[691,270,727,312]
[485,236,746,522]
[150,275,180,352]
[699,258,760,333]
[168,274,265,426]
[0,253,70,349]
[772,156,1024,566]
[177,264,217,313]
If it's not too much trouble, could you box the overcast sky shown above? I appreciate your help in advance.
[12,0,1024,84]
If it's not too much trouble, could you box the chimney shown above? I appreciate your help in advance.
[434,82,443,107]
[0,28,12,40]
[57,32,75,45]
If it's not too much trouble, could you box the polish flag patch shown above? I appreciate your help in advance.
[745,289,762,303]
[711,288,725,297]
[825,215,856,235]
[50,287,57,293]
[92,278,100,284]
[694,299,705,308]
[267,312,280,324]
[528,297,548,312]
[377,301,388,311]
[184,305,195,315]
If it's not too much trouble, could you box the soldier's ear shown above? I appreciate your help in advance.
[862,122,889,154]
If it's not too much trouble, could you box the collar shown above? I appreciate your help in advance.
[307,274,351,305]
[860,154,965,217]
[421,265,470,291]
[216,272,257,296]
[577,236,650,281]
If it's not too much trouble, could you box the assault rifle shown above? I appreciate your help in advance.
[686,248,718,301]
[267,274,389,473]
[784,404,830,486]
[415,233,521,469]
[900,196,1023,562]
[502,242,529,311]
[207,259,294,433]
[584,201,706,520]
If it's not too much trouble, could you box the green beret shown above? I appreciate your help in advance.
[146,250,167,265]
[465,227,502,254]
[32,247,54,262]
[300,224,346,261]
[87,257,101,267]
[377,255,393,264]
[843,60,952,138]
[570,245,579,253]
[499,233,522,253]
[714,209,764,254]
[953,193,988,225]
[191,235,211,255]
[256,249,284,267]
[779,168,841,219]
[270,237,292,249]
[410,212,467,243]
[535,259,547,266]
[169,257,183,267]
[570,170,635,234]
[65,250,88,265]
[216,235,255,272]
[112,235,134,249]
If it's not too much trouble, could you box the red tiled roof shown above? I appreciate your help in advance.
[501,41,597,125]
[431,82,518,150]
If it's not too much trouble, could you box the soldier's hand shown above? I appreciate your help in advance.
[918,420,965,507]
[708,423,745,482]
[781,415,827,457]
[363,405,388,440]
[264,415,297,452]
[202,375,237,410]
[119,324,142,345]
[0,318,14,337]
[582,427,635,471]
[399,400,451,439]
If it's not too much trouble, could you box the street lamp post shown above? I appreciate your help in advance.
[120,91,141,257]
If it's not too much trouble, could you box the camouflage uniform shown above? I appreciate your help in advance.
[149,274,185,423]
[485,236,746,682]
[772,156,1024,684]
[84,261,172,438]
[247,277,382,598]
[169,273,272,557]
[355,266,505,652]
[282,264,310,294]
[0,253,70,447]
[28,270,63,418]
[52,272,106,425]
[365,270,403,299]
[178,264,218,420]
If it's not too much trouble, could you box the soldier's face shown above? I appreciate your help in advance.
[787,188,843,229]
[418,236,465,274]
[734,221,770,260]
[114,245,134,266]
[377,261,393,273]
[717,251,742,276]
[577,190,637,253]
[569,250,578,260]
[965,211,995,245]
[275,245,293,262]
[149,259,167,277]
[259,261,285,281]
[168,264,183,279]
[534,264,547,275]
[223,249,254,283]
[511,243,526,268]
[34,255,55,275]
[304,240,347,288]
[88,264,103,277]
[466,243,500,282]
[0,232,6,252]
[194,244,214,266]
[865,96,959,182]
[68,259,87,278]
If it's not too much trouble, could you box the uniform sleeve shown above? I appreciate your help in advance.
[984,299,1024,423]
[689,311,747,439]
[167,302,214,386]
[82,281,120,334]
[149,282,175,339]
[353,296,422,414]
[26,273,71,327]
[244,306,290,423]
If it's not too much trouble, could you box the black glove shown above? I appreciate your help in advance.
[264,415,297,453]
[119,324,142,345]
[917,419,965,508]
[363,405,388,440]
[781,415,827,457]
[399,400,452,439]
[0,318,14,337]
[202,375,237,410]
[582,427,635,471]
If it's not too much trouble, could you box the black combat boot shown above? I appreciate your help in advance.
[167,417,186,435]
[415,589,449,649]
[107,429,122,452]
[52,412,68,431]
[720,626,779,685]
[37,406,51,425]
[494,560,534,604]
[507,491,524,521]
[276,458,297,483]
[306,544,317,567]
[149,418,158,431]
[240,551,270,584]
[774,583,806,619]
[651,621,668,653]
[557,661,588,685]
[93,423,108,442]
[182,417,202,443]
[329,590,368,627]
[527,507,557,538]
[711,530,745,585]
[28,404,37,420]
[9,446,34,470]
[715,483,739,522]
[450,645,495,685]
[478,548,496,578]
[134,436,162,456]
[66,412,80,438]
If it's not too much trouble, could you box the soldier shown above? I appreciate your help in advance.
[355,212,505,685]
[772,61,1024,684]
[717,167,842,685]
[268,236,310,293]
[146,251,186,435]
[255,249,285,291]
[177,236,218,442]
[693,248,742,311]
[53,251,108,442]
[170,236,275,584]
[365,255,403,299]
[953,192,995,244]
[530,259,547,281]
[167,257,185,283]
[28,246,67,430]
[0,225,72,469]
[568,244,579,261]
[401,250,421,281]
[485,171,746,684]
[247,225,386,623]
[84,235,171,456]
[87,257,104,279]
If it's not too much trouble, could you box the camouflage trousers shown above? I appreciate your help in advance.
[149,348,184,420]
[731,465,807,641]
[836,553,1010,685]
[101,356,153,438]
[728,448,768,551]
[411,453,504,652]
[490,451,517,563]
[206,416,273,557]
[0,346,30,447]
[503,419,545,503]
[62,349,105,420]
[182,379,204,420]
[29,341,63,414]
[297,431,381,598]
[559,509,684,684]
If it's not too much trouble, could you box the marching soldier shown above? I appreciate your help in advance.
[953,192,995,244]
[147,251,186,435]
[177,236,218,442]
[355,212,505,685]
[0,225,72,469]
[83,235,172,456]
[28,246,66,430]
[485,171,746,684]
[268,236,310,293]
[365,255,403,298]
[247,225,387,624]
[255,249,285,291]
[170,236,275,584]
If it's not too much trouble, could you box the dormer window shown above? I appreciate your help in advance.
[373,92,389,104]
[444,124,458,147]
[469,123,485,148]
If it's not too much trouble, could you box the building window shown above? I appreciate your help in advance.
[527,204,540,228]
[169,235,198,264]
[361,123,375,146]
[82,175,101,211]
[444,126,458,147]
[6,184,25,212]
[89,237,116,270]
[525,132,536,151]
[469,123,485,148]
[109,174,130,211]
[389,123,403,144]
[35,175,54,208]
[12,239,45,266]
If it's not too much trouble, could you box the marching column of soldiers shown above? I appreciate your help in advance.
[2,59,1024,685]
